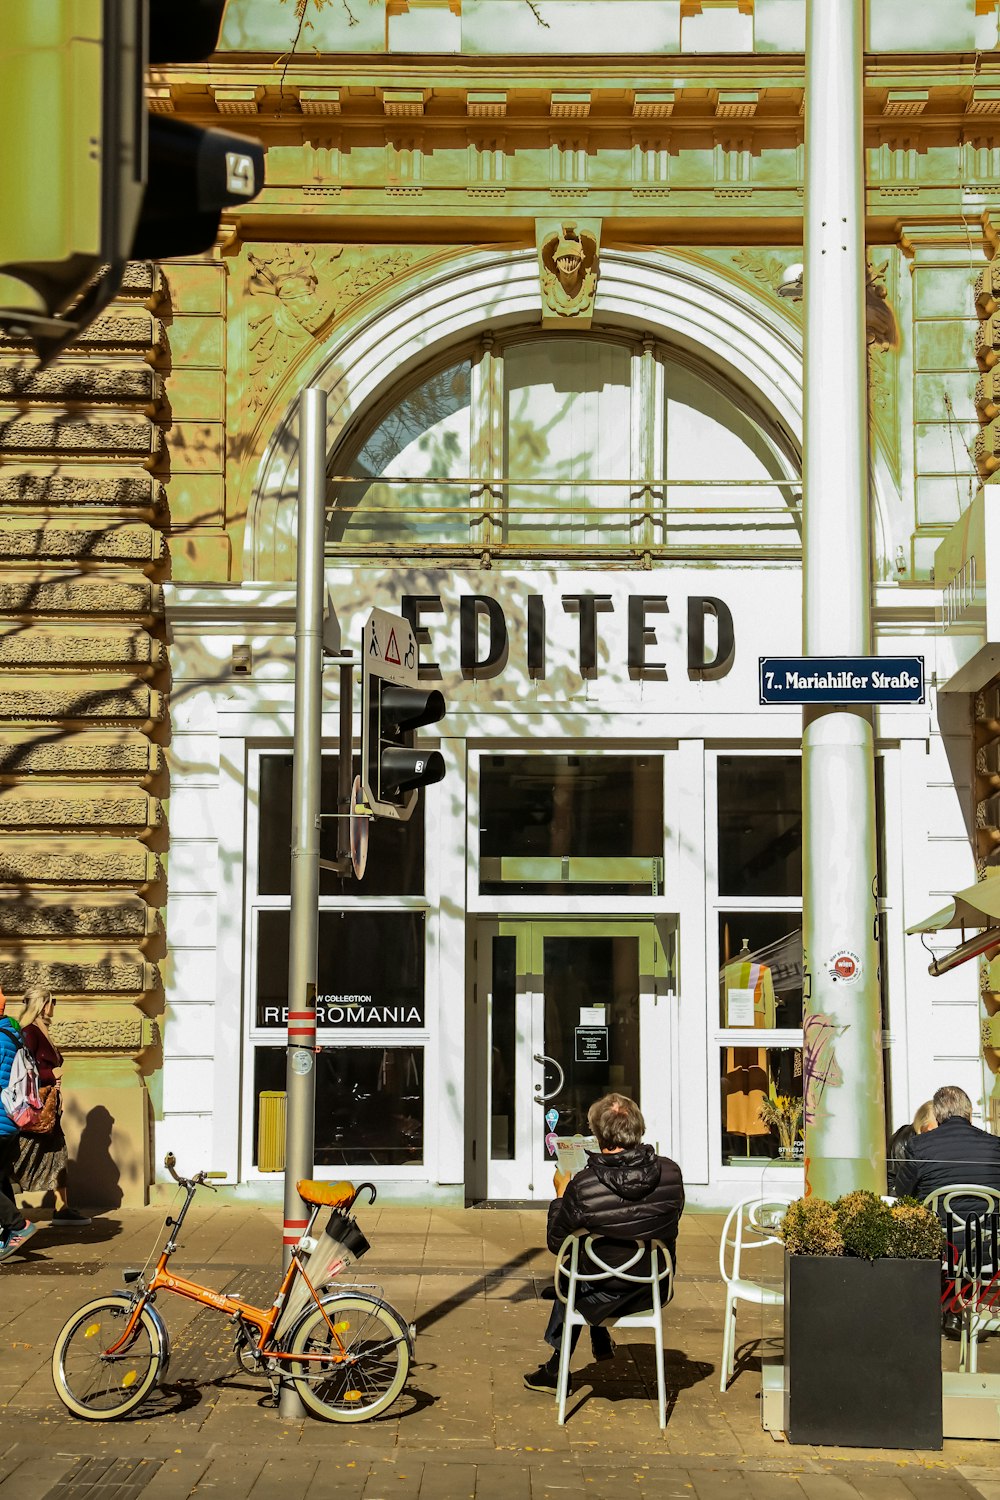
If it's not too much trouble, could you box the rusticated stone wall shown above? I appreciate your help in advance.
[0,261,174,1208]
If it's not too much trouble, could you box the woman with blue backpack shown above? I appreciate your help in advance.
[0,986,36,1262]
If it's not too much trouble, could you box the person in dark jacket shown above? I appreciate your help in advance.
[893,1085,1000,1216]
[0,987,37,1260]
[524,1092,684,1394]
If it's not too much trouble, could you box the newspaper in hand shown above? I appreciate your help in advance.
[554,1134,599,1178]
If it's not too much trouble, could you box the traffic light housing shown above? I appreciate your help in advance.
[0,1,263,361]
[363,682,446,822]
[136,2,264,263]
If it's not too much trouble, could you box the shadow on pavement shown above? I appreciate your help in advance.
[416,1249,540,1333]
[4,1215,124,1270]
[563,1347,713,1428]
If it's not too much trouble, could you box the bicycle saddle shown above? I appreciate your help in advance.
[297,1179,355,1208]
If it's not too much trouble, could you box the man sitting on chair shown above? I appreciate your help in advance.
[893,1085,1000,1215]
[524,1092,685,1394]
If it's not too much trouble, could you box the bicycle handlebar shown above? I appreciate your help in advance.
[163,1153,226,1189]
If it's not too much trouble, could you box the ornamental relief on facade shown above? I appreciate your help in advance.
[243,244,414,414]
[536,219,600,327]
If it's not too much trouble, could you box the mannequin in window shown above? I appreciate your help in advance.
[722,938,775,1152]
[723,937,776,1029]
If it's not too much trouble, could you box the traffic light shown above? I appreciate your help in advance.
[361,609,446,822]
[0,1,263,361]
[364,683,446,822]
[136,2,264,262]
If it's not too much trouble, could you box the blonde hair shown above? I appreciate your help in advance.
[19,985,53,1030]
[913,1100,937,1133]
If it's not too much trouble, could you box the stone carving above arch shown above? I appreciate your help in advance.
[246,244,812,582]
[243,244,415,417]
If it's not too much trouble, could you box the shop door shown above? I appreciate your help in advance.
[479,920,672,1202]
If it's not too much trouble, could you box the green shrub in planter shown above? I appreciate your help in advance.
[779,1189,944,1448]
[778,1196,843,1256]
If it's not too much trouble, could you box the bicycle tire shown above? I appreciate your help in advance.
[52,1294,164,1421]
[287,1292,411,1422]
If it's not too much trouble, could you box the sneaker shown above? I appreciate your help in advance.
[523,1360,568,1394]
[51,1207,92,1227]
[591,1333,615,1362]
[0,1222,37,1262]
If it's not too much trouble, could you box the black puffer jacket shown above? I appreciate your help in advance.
[546,1144,685,1299]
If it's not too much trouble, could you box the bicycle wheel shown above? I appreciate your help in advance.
[288,1292,410,1422]
[52,1294,163,1420]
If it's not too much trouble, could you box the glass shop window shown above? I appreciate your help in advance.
[719,1045,803,1167]
[258,753,424,897]
[503,338,631,545]
[479,754,664,896]
[717,756,801,898]
[255,910,425,1031]
[329,359,472,547]
[253,1046,424,1167]
[719,913,802,1029]
[490,936,517,1160]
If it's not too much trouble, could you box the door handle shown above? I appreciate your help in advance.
[532,1053,565,1103]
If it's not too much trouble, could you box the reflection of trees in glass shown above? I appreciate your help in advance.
[664,364,800,545]
[505,339,631,548]
[327,336,801,553]
[329,361,472,546]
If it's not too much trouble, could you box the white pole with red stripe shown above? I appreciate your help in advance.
[278,387,327,1418]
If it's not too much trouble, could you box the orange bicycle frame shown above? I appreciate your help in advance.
[103,1205,350,1364]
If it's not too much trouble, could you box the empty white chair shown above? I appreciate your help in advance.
[553,1230,675,1428]
[718,1193,795,1392]
[922,1185,1000,1373]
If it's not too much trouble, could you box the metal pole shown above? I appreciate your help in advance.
[801,0,886,1198]
[279,387,327,1418]
[335,655,354,874]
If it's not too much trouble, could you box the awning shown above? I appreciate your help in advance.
[906,879,1000,934]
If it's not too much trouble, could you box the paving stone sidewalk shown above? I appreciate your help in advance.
[1,1201,998,1500]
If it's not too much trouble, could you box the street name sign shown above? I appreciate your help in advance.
[758,656,925,706]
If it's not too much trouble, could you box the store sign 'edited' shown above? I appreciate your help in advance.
[401,592,736,679]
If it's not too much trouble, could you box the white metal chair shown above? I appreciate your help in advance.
[718,1193,795,1392]
[922,1185,1000,1373]
[553,1230,675,1428]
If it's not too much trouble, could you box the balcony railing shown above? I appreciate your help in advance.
[326,475,803,561]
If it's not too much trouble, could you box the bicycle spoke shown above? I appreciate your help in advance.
[53,1298,162,1421]
[289,1294,410,1422]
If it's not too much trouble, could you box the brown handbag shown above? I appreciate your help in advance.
[21,1082,60,1136]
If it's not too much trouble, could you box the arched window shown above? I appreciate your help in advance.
[329,332,800,556]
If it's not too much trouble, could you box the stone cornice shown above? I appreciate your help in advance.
[147,59,1000,122]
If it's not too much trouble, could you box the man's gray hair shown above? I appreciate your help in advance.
[587,1093,645,1150]
[933,1085,973,1124]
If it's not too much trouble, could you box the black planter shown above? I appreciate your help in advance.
[785,1254,942,1448]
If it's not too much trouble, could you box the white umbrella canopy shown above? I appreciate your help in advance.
[906,879,1000,934]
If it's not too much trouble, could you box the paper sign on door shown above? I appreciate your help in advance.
[727,987,756,1027]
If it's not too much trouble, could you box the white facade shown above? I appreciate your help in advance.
[156,248,984,1206]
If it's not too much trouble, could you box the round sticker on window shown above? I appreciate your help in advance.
[291,1048,314,1076]
[827,949,862,984]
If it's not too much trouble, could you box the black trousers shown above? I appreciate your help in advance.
[543,1288,647,1356]
[0,1135,26,1234]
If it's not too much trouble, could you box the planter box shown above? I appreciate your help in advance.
[785,1255,942,1449]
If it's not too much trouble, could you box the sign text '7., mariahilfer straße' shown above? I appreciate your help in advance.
[758,656,926,706]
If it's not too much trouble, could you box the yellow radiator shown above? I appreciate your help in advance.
[257,1091,287,1172]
